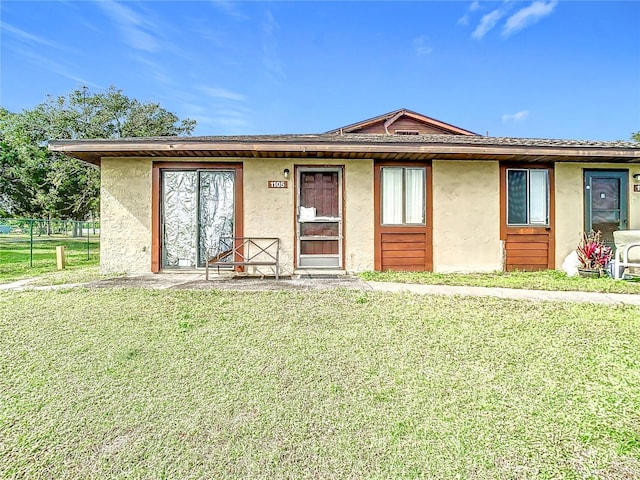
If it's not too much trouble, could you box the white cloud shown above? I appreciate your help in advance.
[503,1,558,37]
[201,87,246,102]
[502,110,530,123]
[11,46,100,88]
[97,0,160,52]
[457,1,481,26]
[413,36,433,56]
[1,21,70,51]
[193,88,250,134]
[472,8,506,40]
[261,10,285,82]
[210,1,247,20]
[184,105,251,135]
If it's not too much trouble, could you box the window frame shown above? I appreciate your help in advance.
[506,167,550,226]
[380,166,427,226]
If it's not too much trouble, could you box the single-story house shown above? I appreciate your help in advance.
[49,108,640,276]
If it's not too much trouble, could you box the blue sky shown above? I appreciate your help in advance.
[1,1,639,140]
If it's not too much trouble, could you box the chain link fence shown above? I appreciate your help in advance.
[0,218,100,273]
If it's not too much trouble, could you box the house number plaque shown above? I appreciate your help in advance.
[268,180,288,188]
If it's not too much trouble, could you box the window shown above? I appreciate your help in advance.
[394,130,420,135]
[507,168,549,225]
[381,167,426,225]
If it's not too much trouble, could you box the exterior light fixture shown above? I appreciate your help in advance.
[283,168,290,179]
[633,173,640,181]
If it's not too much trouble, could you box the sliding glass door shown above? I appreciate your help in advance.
[161,170,235,268]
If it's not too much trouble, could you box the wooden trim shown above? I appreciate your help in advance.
[374,161,432,271]
[500,163,555,270]
[151,161,243,272]
[326,109,478,135]
[51,140,640,160]
[547,166,555,269]
[293,165,344,269]
[383,111,405,134]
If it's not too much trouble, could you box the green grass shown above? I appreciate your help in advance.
[1,288,639,478]
[0,235,99,283]
[361,269,640,295]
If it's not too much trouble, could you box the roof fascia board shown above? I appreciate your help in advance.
[49,140,640,159]
[327,108,478,135]
[327,109,404,133]
[400,111,477,135]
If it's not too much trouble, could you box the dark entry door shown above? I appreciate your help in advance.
[297,168,342,268]
[584,171,628,244]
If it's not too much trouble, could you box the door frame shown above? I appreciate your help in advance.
[583,169,629,240]
[151,162,244,272]
[294,165,344,269]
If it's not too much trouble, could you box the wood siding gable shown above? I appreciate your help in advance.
[327,109,477,136]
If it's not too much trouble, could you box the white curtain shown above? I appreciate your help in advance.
[382,167,425,224]
[382,168,403,224]
[405,168,425,224]
[529,170,548,224]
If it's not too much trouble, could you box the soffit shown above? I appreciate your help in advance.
[49,133,640,166]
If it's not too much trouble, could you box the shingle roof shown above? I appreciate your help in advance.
[50,132,640,149]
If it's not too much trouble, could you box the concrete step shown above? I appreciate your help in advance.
[293,269,348,279]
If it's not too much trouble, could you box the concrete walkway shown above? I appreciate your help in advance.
[2,273,640,305]
[365,281,640,306]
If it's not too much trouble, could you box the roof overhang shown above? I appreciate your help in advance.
[48,134,640,166]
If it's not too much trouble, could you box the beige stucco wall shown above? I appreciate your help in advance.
[242,158,295,274]
[100,157,374,274]
[432,160,502,272]
[100,158,153,273]
[100,156,640,275]
[343,160,375,272]
[554,163,640,267]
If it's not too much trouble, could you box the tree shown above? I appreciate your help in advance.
[633,131,640,142]
[0,86,196,220]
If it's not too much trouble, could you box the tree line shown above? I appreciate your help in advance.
[0,86,195,220]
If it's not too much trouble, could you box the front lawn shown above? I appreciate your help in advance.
[1,288,638,478]
[0,235,99,283]
[361,269,640,295]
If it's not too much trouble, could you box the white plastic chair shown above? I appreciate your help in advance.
[613,230,640,279]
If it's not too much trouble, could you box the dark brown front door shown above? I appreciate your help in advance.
[500,164,555,271]
[296,167,342,268]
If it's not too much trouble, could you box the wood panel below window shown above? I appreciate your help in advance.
[504,232,550,271]
[380,231,429,271]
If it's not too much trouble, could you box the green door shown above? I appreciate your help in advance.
[584,170,628,244]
